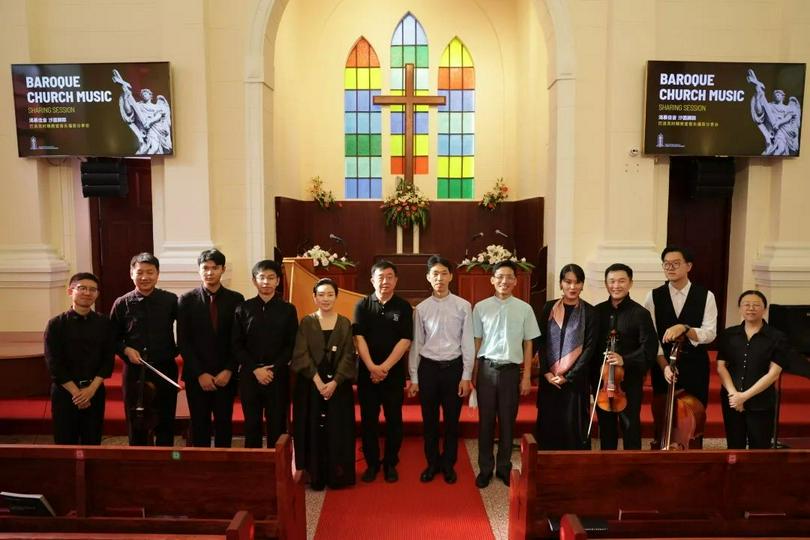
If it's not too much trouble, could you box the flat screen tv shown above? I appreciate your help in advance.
[11,62,173,157]
[643,60,805,157]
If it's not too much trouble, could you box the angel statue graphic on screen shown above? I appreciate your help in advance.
[112,69,173,155]
[747,68,801,156]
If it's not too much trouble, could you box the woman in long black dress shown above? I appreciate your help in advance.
[535,264,598,450]
[291,278,357,490]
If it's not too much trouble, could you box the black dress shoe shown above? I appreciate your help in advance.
[361,465,379,483]
[443,467,457,484]
[420,466,438,483]
[384,464,399,483]
[495,470,511,487]
[475,472,492,488]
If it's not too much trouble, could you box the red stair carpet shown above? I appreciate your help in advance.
[314,438,494,540]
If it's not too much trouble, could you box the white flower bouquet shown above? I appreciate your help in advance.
[459,244,534,272]
[301,245,356,270]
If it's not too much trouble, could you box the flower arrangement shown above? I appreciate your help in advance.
[480,177,509,210]
[460,244,534,272]
[380,177,430,229]
[302,245,356,269]
[309,176,339,209]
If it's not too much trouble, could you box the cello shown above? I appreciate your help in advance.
[651,335,706,450]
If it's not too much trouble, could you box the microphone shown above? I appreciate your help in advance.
[494,229,517,258]
[495,229,509,239]
[465,232,484,257]
[329,233,348,257]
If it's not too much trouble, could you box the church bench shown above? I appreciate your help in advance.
[0,436,304,540]
[508,434,810,539]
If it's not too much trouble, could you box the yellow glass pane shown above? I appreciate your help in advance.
[414,134,429,155]
[462,45,473,67]
[438,156,449,177]
[450,38,462,67]
[390,135,404,156]
[440,46,450,67]
[462,156,475,177]
[357,68,370,89]
[344,68,357,89]
[369,68,381,89]
[449,156,462,177]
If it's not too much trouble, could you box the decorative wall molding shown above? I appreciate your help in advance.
[0,244,70,288]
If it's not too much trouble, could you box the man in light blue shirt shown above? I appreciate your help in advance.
[473,260,540,488]
[408,255,474,484]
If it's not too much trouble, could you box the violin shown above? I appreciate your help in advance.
[651,335,706,450]
[596,329,627,413]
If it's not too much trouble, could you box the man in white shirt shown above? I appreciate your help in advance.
[643,246,717,448]
[408,255,474,484]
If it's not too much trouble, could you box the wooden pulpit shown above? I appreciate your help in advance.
[456,267,531,306]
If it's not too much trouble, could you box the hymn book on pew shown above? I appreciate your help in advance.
[0,491,56,517]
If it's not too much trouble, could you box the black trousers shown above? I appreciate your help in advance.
[721,399,774,449]
[239,369,288,448]
[418,356,463,471]
[186,379,236,447]
[358,368,404,468]
[51,383,105,445]
[595,373,643,450]
[123,362,179,447]
[476,358,520,477]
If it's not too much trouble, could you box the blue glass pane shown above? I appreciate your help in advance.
[344,90,357,112]
[370,157,382,177]
[437,90,450,111]
[462,134,475,154]
[357,113,370,133]
[438,111,449,133]
[415,112,428,134]
[415,22,427,45]
[415,68,429,90]
[391,112,404,134]
[403,15,416,45]
[357,90,370,112]
[344,113,357,134]
[370,112,381,133]
[391,68,403,91]
[370,178,382,199]
[392,23,403,45]
[449,90,463,112]
[357,179,370,198]
[438,134,449,155]
[370,90,381,112]
[463,90,475,111]
[345,178,358,199]
[449,134,463,155]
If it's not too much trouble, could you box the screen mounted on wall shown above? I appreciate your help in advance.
[644,60,805,157]
[11,62,174,158]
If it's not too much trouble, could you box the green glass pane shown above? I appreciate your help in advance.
[371,156,382,177]
[345,157,357,177]
[450,112,462,133]
[358,157,370,177]
[461,178,474,199]
[345,134,357,156]
[416,45,429,67]
[357,134,370,156]
[403,46,416,66]
[449,178,462,198]
[462,112,475,132]
[369,134,381,156]
[437,178,449,199]
[438,111,449,133]
[391,46,403,68]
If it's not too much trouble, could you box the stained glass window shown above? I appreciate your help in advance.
[437,37,475,199]
[344,37,382,199]
[390,13,429,176]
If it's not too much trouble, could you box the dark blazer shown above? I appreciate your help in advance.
[291,314,357,385]
[177,285,245,382]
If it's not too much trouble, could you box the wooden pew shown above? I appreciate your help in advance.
[509,434,810,539]
[0,435,304,540]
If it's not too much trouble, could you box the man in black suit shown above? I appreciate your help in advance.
[178,249,245,447]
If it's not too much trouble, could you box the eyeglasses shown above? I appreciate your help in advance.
[494,274,517,282]
[662,260,684,270]
[73,285,99,294]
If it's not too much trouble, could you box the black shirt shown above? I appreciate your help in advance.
[594,296,658,379]
[717,322,790,410]
[110,288,178,365]
[232,295,298,373]
[353,293,413,375]
[44,309,115,385]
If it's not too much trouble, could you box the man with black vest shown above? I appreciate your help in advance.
[643,246,717,448]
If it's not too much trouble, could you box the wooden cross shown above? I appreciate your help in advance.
[373,63,446,186]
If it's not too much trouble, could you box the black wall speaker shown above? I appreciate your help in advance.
[80,158,128,197]
[672,156,735,198]
[769,304,810,355]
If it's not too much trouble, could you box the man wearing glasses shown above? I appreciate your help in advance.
[44,273,115,444]
[643,246,717,447]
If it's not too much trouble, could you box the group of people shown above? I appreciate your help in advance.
[43,245,794,494]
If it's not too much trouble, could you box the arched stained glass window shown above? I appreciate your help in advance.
[390,13,429,176]
[437,37,475,199]
[344,37,382,199]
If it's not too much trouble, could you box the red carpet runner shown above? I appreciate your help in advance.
[314,438,494,540]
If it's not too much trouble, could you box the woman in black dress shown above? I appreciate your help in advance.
[535,264,598,450]
[291,278,357,489]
